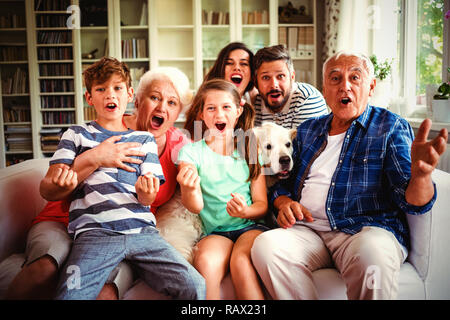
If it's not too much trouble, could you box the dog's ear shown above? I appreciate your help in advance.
[289,128,297,141]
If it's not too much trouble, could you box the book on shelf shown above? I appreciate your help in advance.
[288,27,298,58]
[39,63,73,76]
[42,111,75,125]
[40,95,74,109]
[305,27,314,57]
[5,125,31,134]
[121,39,147,59]
[0,13,25,28]
[139,1,148,26]
[38,47,73,60]
[40,127,64,152]
[0,46,27,62]
[40,79,74,93]
[5,124,32,151]
[35,0,71,11]
[5,132,32,151]
[279,27,315,58]
[37,31,72,44]
[36,14,69,28]
[202,10,229,25]
[2,106,31,123]
[104,38,109,57]
[242,10,268,24]
[84,106,96,121]
[278,27,287,48]
[1,67,28,94]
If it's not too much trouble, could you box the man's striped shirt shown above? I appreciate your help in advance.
[254,82,329,129]
[50,121,165,239]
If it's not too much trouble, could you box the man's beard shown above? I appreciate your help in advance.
[262,89,291,114]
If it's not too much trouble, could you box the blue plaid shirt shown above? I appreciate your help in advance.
[272,105,436,249]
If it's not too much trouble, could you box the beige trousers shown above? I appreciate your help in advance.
[251,225,405,300]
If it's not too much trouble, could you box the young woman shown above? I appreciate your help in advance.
[177,79,268,299]
[184,42,257,140]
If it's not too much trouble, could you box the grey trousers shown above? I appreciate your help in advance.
[251,225,405,300]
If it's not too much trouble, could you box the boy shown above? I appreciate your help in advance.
[40,57,205,300]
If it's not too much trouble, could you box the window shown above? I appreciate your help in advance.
[396,0,449,121]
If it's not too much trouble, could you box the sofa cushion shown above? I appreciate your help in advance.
[0,253,25,299]
[312,262,424,300]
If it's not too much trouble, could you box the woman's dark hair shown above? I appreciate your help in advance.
[204,42,255,94]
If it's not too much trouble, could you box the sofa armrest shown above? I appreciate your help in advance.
[0,159,49,261]
[407,169,450,299]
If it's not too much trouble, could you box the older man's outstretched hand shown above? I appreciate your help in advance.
[407,119,448,206]
[411,119,448,177]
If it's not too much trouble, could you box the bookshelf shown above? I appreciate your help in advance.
[0,0,319,167]
[0,0,33,167]
[278,0,317,85]
[32,0,78,157]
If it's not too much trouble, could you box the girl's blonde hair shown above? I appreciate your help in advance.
[184,79,260,181]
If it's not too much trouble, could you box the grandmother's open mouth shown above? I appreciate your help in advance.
[151,116,164,128]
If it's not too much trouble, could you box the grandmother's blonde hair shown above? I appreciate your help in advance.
[136,67,193,111]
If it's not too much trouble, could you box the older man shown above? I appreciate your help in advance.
[251,51,448,300]
[253,45,328,129]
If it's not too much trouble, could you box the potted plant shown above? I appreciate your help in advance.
[432,67,450,123]
[369,54,394,108]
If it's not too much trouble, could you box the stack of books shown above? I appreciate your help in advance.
[4,126,32,152]
[40,128,64,152]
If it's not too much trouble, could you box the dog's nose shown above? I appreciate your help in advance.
[279,156,291,166]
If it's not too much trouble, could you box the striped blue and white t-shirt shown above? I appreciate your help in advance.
[50,121,165,239]
[254,82,329,129]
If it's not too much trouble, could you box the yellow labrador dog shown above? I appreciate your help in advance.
[253,122,297,188]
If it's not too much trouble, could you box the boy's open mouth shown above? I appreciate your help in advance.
[151,116,164,128]
[106,103,117,110]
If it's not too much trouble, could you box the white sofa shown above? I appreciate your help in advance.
[0,158,450,299]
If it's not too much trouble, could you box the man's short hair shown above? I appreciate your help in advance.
[323,51,375,81]
[254,45,294,75]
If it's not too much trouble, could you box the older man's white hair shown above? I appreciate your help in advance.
[323,51,375,81]
[136,67,193,110]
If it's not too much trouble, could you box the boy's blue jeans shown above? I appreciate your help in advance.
[55,227,205,300]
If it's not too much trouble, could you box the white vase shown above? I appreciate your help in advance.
[370,79,392,109]
[432,99,450,123]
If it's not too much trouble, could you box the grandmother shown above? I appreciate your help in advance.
[2,67,193,300]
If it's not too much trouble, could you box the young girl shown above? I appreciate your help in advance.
[177,79,268,300]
